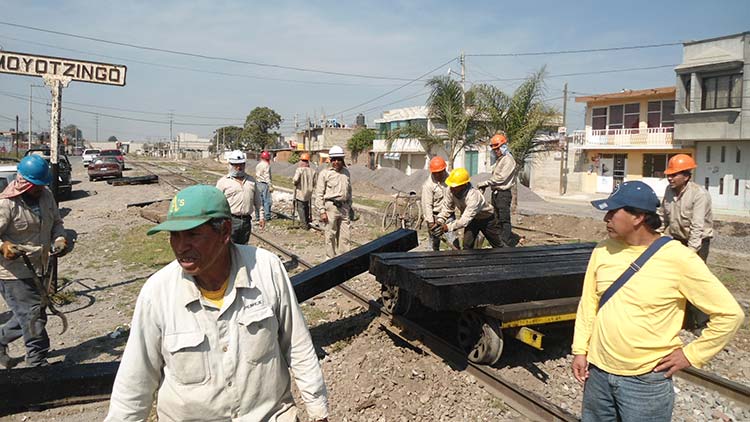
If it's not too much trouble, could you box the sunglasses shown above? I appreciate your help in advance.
[330,157,344,162]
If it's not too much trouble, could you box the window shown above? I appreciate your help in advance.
[737,147,741,163]
[608,105,624,130]
[647,100,676,128]
[662,100,675,128]
[682,75,691,111]
[702,73,742,110]
[592,107,607,130]
[719,177,724,195]
[704,177,710,190]
[706,146,711,163]
[721,145,726,163]
[642,153,681,178]
[624,103,640,129]
[735,179,740,196]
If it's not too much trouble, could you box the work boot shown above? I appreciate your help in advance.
[0,345,10,369]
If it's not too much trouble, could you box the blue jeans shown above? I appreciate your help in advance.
[0,279,49,366]
[255,182,272,221]
[582,365,673,422]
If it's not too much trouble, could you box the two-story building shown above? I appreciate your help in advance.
[372,106,493,176]
[566,87,693,196]
[674,31,749,213]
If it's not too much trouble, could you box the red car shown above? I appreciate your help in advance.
[98,149,125,169]
[88,156,123,181]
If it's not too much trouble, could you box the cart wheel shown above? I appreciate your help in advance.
[402,202,420,229]
[382,202,397,230]
[380,284,412,315]
[457,310,503,365]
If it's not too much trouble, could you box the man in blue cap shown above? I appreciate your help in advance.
[107,185,328,421]
[570,181,743,421]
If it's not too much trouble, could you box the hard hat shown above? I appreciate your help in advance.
[260,150,271,160]
[329,145,345,158]
[429,156,447,173]
[445,167,470,187]
[490,133,508,149]
[18,154,51,186]
[300,152,311,161]
[227,150,246,164]
[664,154,697,175]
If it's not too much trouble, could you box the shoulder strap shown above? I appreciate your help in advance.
[598,236,672,311]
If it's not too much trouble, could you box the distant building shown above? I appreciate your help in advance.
[174,132,212,159]
[674,31,750,213]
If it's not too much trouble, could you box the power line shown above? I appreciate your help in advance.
[0,21,422,82]
[0,34,405,88]
[467,42,681,57]
[472,64,678,83]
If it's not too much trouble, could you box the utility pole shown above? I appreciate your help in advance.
[169,111,175,158]
[14,115,19,157]
[28,85,32,150]
[95,114,99,143]
[460,51,466,105]
[558,83,569,195]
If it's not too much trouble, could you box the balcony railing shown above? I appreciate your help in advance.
[373,138,427,153]
[571,127,675,147]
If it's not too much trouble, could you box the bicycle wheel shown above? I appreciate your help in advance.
[402,201,421,229]
[382,202,398,230]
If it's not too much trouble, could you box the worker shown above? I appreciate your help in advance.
[314,145,352,259]
[215,150,265,244]
[659,153,714,331]
[432,167,505,249]
[293,152,315,230]
[477,133,518,247]
[254,150,273,221]
[421,156,458,251]
[571,181,743,422]
[106,185,329,422]
[0,155,68,369]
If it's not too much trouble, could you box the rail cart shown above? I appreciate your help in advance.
[369,242,596,365]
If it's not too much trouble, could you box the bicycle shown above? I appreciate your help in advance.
[382,186,423,230]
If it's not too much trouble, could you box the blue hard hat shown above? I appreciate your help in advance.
[17,154,51,186]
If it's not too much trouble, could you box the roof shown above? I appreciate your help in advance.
[575,86,675,103]
[374,106,428,124]
[683,31,750,46]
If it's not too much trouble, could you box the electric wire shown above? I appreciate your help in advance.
[467,42,681,57]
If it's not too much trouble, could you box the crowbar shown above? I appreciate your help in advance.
[21,253,68,336]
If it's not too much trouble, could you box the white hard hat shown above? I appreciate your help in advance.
[228,150,246,164]
[329,145,345,158]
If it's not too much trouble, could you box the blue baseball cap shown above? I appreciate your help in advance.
[591,181,660,213]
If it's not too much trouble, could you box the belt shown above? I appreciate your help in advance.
[491,188,511,193]
[325,199,345,208]
[232,214,252,219]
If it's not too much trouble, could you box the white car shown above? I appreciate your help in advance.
[82,149,101,167]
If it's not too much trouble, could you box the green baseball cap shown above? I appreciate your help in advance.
[147,185,232,235]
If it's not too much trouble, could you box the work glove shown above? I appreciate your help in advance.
[51,237,68,257]
[1,240,21,260]
[320,212,329,224]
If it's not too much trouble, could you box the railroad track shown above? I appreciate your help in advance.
[250,230,579,421]
[128,160,205,191]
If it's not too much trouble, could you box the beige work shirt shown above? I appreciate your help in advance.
[0,188,65,280]
[421,175,449,225]
[659,181,714,251]
[216,174,263,219]
[106,244,329,422]
[314,167,352,214]
[293,166,315,202]
[437,185,494,232]
[478,153,516,191]
[255,160,272,184]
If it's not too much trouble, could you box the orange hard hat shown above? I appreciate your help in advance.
[490,133,508,149]
[300,152,310,161]
[429,156,447,173]
[665,154,697,175]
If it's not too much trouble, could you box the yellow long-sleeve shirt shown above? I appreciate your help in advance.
[572,238,744,376]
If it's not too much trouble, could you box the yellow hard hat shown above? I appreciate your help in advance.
[445,168,470,187]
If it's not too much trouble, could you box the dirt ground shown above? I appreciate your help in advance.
[1,157,748,421]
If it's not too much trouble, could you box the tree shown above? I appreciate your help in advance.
[347,128,376,163]
[62,124,83,141]
[211,126,245,152]
[108,135,118,143]
[244,107,282,151]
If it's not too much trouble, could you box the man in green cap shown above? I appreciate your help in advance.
[106,185,329,422]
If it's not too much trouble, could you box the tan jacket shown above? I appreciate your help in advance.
[437,185,493,232]
[0,188,66,280]
[421,175,448,225]
[659,181,714,251]
[255,160,272,184]
[478,153,516,191]
[314,167,352,214]
[293,166,315,202]
[215,174,263,219]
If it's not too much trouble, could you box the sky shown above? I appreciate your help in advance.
[0,0,748,143]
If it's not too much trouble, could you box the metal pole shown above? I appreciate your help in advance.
[460,51,466,105]
[558,83,568,195]
[28,85,32,150]
[15,115,19,157]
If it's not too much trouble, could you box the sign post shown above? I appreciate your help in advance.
[0,50,126,198]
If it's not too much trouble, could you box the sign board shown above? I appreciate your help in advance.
[0,50,127,86]
[557,126,567,134]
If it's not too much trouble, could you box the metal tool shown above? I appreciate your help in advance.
[20,252,68,336]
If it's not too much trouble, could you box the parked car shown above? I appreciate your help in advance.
[98,149,125,169]
[0,164,17,192]
[24,148,72,200]
[88,156,123,181]
[82,148,100,167]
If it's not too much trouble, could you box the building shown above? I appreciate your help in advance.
[674,32,750,213]
[174,132,212,159]
[296,123,358,154]
[558,87,692,196]
[372,106,493,176]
